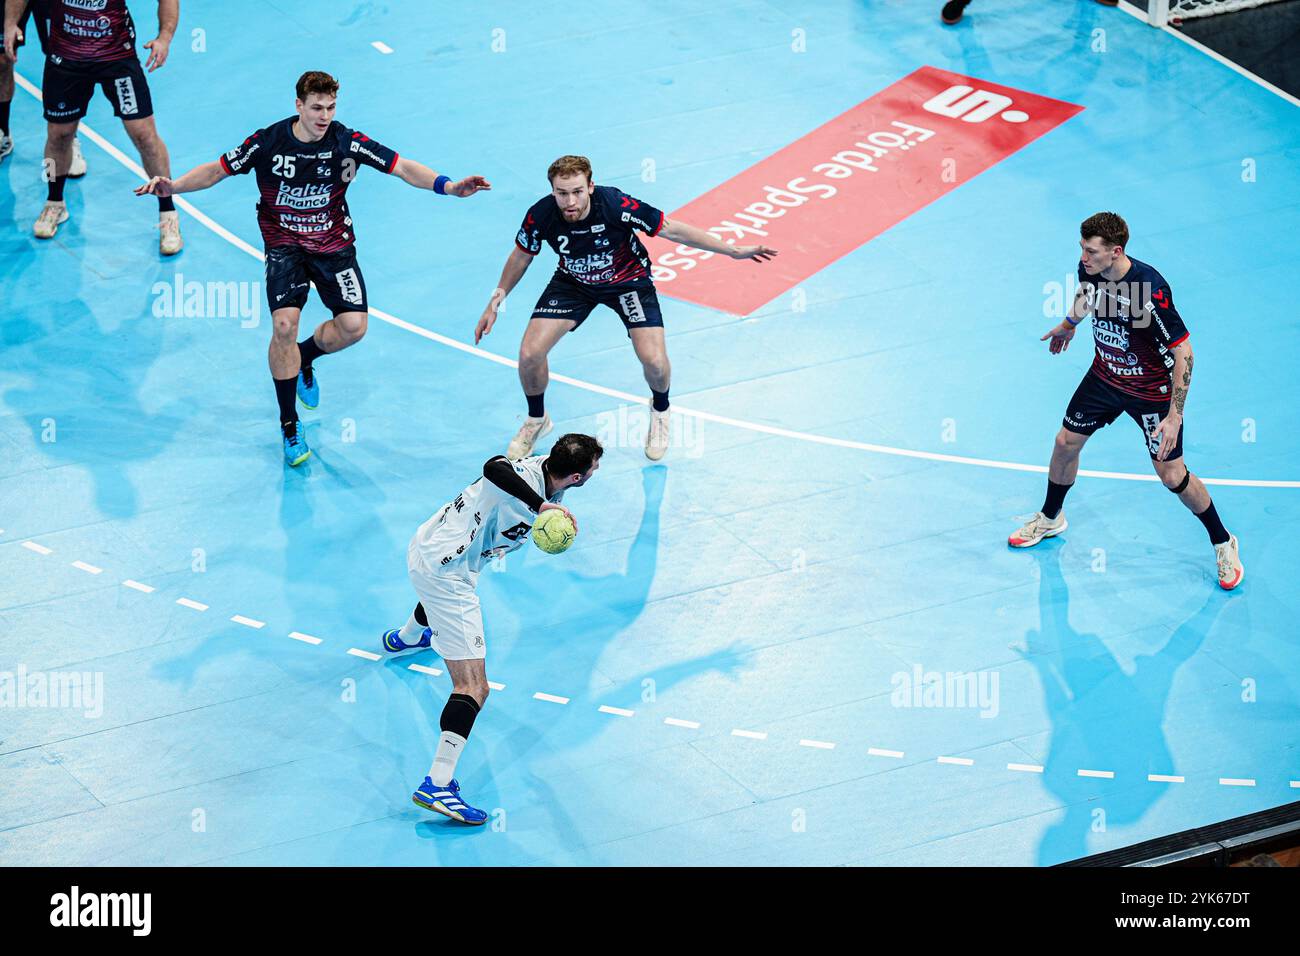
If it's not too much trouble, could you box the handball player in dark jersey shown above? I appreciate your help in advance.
[1,1,88,172]
[4,0,176,250]
[135,70,490,465]
[474,155,777,462]
[1009,212,1243,590]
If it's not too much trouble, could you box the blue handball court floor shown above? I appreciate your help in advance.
[1,1,1298,865]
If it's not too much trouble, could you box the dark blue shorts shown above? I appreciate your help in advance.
[1063,372,1183,462]
[265,245,368,316]
[530,274,663,333]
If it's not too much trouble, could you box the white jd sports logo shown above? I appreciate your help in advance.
[922,85,1027,124]
[335,268,362,306]
[114,77,138,115]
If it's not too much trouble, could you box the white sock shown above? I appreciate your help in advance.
[428,731,467,787]
[397,612,424,644]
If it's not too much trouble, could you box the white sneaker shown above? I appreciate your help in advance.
[33,201,69,239]
[507,414,552,460]
[0,134,13,162]
[68,137,87,178]
[1214,533,1243,590]
[159,210,183,255]
[1008,510,1067,548]
[645,408,670,461]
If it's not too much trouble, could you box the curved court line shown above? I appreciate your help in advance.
[15,71,1299,489]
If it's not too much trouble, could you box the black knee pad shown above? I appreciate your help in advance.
[440,693,481,739]
[1169,469,1191,494]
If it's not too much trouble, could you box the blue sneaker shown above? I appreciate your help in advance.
[297,367,319,409]
[382,626,432,654]
[282,422,311,467]
[412,777,487,825]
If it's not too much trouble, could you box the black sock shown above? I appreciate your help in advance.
[651,388,670,413]
[48,174,67,202]
[157,195,175,213]
[413,602,429,627]
[0,99,10,135]
[273,376,299,430]
[526,392,545,418]
[1042,480,1072,520]
[1195,501,1230,546]
[298,334,326,383]
[440,692,481,739]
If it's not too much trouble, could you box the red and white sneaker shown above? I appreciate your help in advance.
[1214,534,1244,590]
[1008,511,1067,548]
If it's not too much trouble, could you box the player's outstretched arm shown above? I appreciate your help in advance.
[658,217,778,262]
[143,0,179,73]
[134,160,228,197]
[391,157,491,197]
[1041,284,1090,354]
[475,246,533,344]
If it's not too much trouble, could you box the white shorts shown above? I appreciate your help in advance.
[407,542,486,661]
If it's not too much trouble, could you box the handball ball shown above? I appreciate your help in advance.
[532,510,576,554]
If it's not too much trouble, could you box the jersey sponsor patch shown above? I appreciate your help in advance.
[335,267,363,306]
[644,66,1083,315]
[113,76,137,114]
[618,290,647,323]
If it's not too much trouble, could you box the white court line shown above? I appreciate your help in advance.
[1007,763,1044,774]
[1116,1,1300,110]
[71,561,103,574]
[122,579,154,593]
[533,692,569,705]
[175,598,208,611]
[1219,777,1256,788]
[230,615,265,629]
[1148,773,1185,784]
[664,717,701,729]
[348,648,382,661]
[731,729,768,740]
[13,70,1296,492]
[408,663,443,677]
[289,631,323,645]
[938,755,974,766]
[371,40,393,54]
[21,541,52,555]
[487,681,506,691]
[868,747,904,759]
[1078,769,1115,779]
[599,705,635,718]
[1291,781,1300,789]
[799,739,836,750]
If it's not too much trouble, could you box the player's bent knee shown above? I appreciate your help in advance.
[1055,429,1085,454]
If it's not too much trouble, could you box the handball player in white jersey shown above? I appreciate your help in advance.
[382,433,602,824]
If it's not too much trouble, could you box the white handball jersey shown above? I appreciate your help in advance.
[410,456,564,585]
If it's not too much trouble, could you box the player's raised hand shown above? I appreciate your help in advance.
[1041,322,1076,354]
[3,24,22,62]
[135,176,175,197]
[447,175,491,198]
[732,245,778,262]
[143,36,170,72]
[540,502,577,535]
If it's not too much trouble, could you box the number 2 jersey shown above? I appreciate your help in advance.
[515,185,665,287]
[1076,257,1189,402]
[409,456,566,586]
[219,117,399,254]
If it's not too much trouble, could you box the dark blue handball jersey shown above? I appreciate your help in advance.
[515,185,665,288]
[219,118,399,254]
[1077,256,1189,402]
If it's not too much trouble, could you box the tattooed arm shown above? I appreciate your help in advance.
[1155,341,1193,461]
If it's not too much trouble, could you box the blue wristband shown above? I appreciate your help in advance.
[1064,315,1080,328]
[433,175,451,195]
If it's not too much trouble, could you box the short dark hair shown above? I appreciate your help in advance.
[548,155,592,184]
[296,70,339,102]
[545,433,603,477]
[1081,211,1129,251]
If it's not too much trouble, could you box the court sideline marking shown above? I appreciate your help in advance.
[11,70,1300,489]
